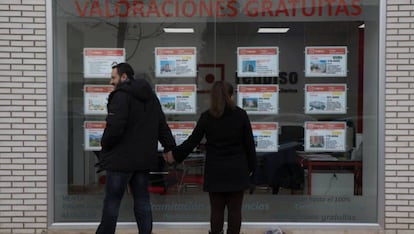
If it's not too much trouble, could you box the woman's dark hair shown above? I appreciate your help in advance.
[209,81,236,118]
[112,62,135,80]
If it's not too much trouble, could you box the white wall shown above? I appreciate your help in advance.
[0,1,48,233]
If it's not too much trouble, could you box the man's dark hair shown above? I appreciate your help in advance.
[112,62,135,80]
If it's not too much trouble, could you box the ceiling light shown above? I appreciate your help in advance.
[358,24,365,28]
[163,28,194,33]
[257,28,290,33]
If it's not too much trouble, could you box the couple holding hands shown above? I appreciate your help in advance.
[96,62,256,234]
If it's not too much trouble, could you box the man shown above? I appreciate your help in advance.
[96,63,175,234]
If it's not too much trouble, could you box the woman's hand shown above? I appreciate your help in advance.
[163,151,175,164]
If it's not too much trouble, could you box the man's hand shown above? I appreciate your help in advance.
[163,151,175,164]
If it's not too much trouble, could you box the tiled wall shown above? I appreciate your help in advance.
[384,1,414,233]
[1,0,414,233]
[0,1,48,233]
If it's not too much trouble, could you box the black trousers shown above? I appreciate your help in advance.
[208,191,244,234]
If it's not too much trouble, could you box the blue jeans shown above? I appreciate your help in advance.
[96,170,152,234]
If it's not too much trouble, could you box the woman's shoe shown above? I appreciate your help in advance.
[209,230,224,234]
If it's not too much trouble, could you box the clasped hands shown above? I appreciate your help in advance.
[163,151,175,164]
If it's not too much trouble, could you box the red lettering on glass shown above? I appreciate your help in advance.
[351,0,362,16]
[182,0,197,17]
[325,0,336,16]
[226,0,238,17]
[90,0,103,17]
[75,0,89,17]
[335,0,349,16]
[216,0,226,17]
[261,0,273,16]
[161,0,174,17]
[302,0,316,16]
[132,1,145,17]
[115,0,130,17]
[105,0,115,17]
[318,0,323,16]
[244,0,259,17]
[200,0,213,17]
[147,0,161,17]
[72,0,363,18]
[288,0,299,16]
[275,0,289,16]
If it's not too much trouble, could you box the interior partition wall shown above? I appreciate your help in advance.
[51,0,381,225]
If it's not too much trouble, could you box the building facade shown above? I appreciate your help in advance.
[0,0,412,233]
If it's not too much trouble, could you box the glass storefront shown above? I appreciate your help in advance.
[52,0,380,223]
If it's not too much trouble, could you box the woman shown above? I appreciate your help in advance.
[165,81,257,234]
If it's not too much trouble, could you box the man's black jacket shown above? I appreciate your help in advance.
[96,76,175,172]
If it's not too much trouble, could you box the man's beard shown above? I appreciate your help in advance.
[115,79,128,89]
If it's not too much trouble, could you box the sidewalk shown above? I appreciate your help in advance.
[46,227,384,234]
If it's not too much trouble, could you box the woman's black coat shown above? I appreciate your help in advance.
[173,107,257,192]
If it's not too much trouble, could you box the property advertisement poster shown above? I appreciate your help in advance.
[158,121,196,151]
[251,122,279,152]
[83,48,125,78]
[305,46,347,77]
[155,84,197,114]
[84,85,113,115]
[304,121,347,152]
[84,121,106,151]
[237,85,279,114]
[305,84,347,114]
[237,47,279,77]
[155,47,197,78]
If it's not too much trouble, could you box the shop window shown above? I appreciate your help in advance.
[53,0,380,223]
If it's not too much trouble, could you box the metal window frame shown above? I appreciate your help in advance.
[46,0,386,230]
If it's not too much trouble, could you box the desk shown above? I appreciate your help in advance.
[252,148,304,194]
[298,157,362,195]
